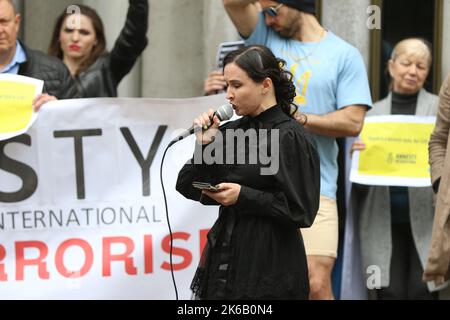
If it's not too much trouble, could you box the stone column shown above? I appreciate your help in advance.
[23,0,73,52]
[202,0,240,78]
[139,0,238,98]
[140,0,206,98]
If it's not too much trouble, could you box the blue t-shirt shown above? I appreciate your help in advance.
[0,41,26,74]
[245,13,372,199]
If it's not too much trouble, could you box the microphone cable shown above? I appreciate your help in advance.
[159,105,232,300]
[160,142,178,300]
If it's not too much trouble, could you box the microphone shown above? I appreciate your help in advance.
[169,104,234,144]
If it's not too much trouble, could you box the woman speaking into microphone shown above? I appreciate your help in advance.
[176,45,320,300]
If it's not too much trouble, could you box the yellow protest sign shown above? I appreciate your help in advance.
[0,74,43,140]
[350,115,436,187]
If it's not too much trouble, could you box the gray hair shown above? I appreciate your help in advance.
[390,38,432,67]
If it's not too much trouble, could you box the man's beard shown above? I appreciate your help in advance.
[277,28,295,39]
[276,21,299,39]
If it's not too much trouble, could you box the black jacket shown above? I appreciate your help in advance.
[18,43,78,99]
[74,0,149,97]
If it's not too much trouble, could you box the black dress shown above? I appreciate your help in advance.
[176,105,320,300]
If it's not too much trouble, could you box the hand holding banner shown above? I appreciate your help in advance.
[350,115,436,187]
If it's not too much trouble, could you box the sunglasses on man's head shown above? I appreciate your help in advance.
[263,3,284,17]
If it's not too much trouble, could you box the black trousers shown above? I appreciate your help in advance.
[377,223,438,300]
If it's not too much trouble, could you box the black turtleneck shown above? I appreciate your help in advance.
[390,90,419,224]
[391,91,419,115]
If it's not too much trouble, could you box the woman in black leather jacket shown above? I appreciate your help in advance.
[48,0,148,97]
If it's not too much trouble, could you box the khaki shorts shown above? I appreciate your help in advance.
[300,195,338,258]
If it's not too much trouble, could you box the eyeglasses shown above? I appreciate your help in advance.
[263,3,284,17]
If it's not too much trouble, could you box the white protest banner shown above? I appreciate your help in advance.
[0,94,229,299]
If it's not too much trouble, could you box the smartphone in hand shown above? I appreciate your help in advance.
[192,181,221,192]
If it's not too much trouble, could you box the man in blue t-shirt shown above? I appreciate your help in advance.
[223,0,372,299]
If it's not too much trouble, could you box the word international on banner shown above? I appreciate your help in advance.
[0,94,229,299]
[350,115,436,187]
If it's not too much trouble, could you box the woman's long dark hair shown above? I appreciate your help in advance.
[48,4,107,76]
[223,45,298,118]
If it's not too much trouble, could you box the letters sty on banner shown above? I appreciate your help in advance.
[0,74,43,141]
[0,94,228,299]
[350,115,436,187]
